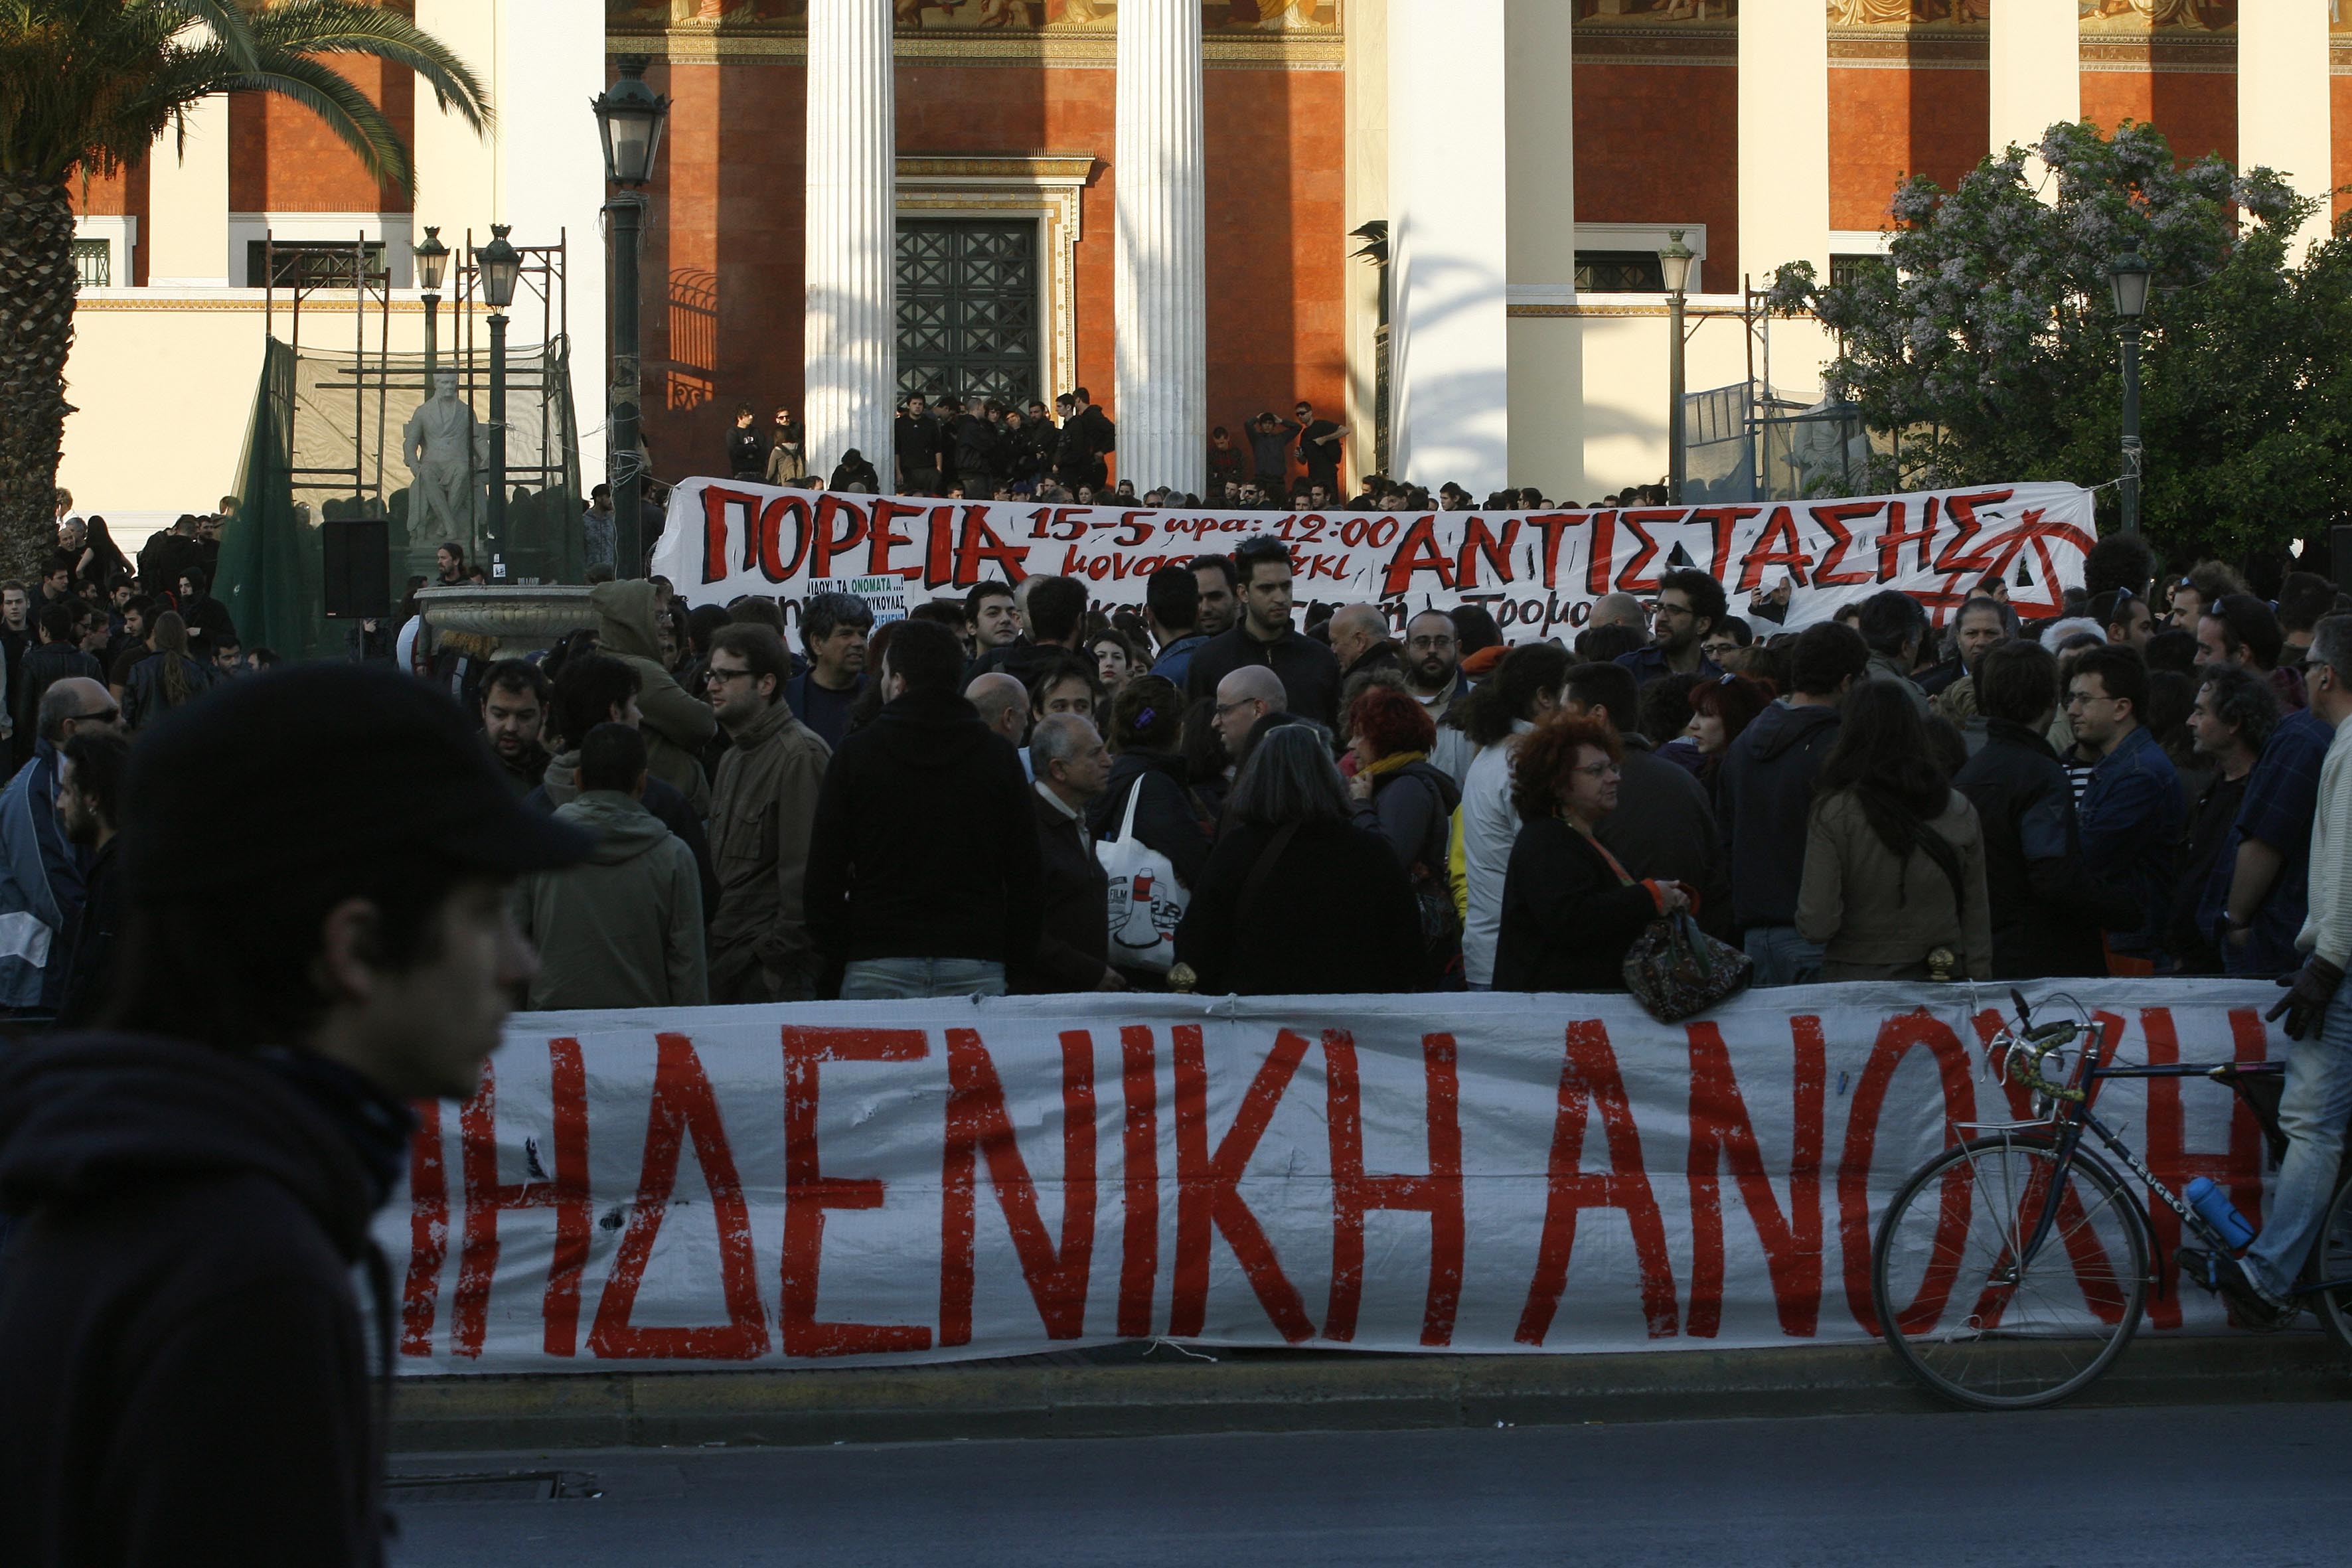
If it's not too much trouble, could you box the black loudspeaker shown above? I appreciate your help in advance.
[322,517,392,620]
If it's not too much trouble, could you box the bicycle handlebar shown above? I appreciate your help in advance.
[2000,1019,2086,1105]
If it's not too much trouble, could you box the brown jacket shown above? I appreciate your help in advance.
[706,696,830,1002]
[1796,786,1994,980]
[590,579,716,815]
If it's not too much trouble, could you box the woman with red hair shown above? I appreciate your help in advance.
[1346,683,1462,873]
[1684,671,1775,805]
[1492,712,1693,992]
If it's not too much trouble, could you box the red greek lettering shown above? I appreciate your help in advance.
[1456,516,1520,590]
[1119,1024,1161,1338]
[1323,1030,1464,1346]
[781,1025,934,1357]
[1685,1016,1826,1339]
[1807,501,1881,587]
[808,495,871,580]
[1516,1020,1680,1344]
[2140,1006,2268,1329]
[1876,497,1937,582]
[1379,515,1456,597]
[1735,507,1812,594]
[1836,1010,1975,1336]
[939,1028,1099,1346]
[866,499,926,580]
[755,496,811,584]
[1170,1027,1314,1342]
[451,1039,593,1358]
[400,1101,447,1357]
[587,1033,769,1360]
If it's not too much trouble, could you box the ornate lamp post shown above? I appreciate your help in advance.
[475,225,522,577]
[2108,251,2151,536]
[1658,230,1696,504]
[414,226,449,379]
[591,58,670,580]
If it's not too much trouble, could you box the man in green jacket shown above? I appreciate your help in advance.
[704,623,830,1002]
[514,723,706,1010]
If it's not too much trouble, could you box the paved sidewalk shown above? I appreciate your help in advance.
[393,1334,2351,1452]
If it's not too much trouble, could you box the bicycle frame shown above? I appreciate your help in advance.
[1999,1014,2352,1301]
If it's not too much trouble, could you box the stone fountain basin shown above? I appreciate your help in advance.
[417,584,599,656]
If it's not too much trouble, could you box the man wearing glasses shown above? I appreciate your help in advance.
[702,623,831,1002]
[2066,645,2183,975]
[1616,568,1725,689]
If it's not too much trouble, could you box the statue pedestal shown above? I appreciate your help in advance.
[416,585,597,659]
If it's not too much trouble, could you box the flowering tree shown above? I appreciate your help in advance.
[1768,121,2350,562]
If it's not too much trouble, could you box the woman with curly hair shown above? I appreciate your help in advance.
[1492,712,1692,992]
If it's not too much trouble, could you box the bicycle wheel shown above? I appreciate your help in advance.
[1871,1134,2148,1411]
[2307,1171,2352,1354]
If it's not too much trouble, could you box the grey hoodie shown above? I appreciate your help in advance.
[513,791,706,1010]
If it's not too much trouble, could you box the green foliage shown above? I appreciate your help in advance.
[0,0,489,189]
[1768,121,2351,564]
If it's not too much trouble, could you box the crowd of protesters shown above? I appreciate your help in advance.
[10,483,2352,1026]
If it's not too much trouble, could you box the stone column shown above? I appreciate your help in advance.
[805,0,897,483]
[147,94,230,287]
[1387,0,1510,494]
[1114,0,1207,496]
[1504,0,1579,498]
[1737,0,1829,283]
[1989,0,2079,165]
[2239,0,2333,262]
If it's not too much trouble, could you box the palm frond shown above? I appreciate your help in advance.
[249,0,490,133]
[224,50,411,193]
[156,0,263,72]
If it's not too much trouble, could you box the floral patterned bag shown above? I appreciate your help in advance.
[1622,911,1753,1023]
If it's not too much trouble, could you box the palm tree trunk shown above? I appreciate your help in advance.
[0,176,77,581]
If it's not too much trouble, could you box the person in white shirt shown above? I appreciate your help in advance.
[1453,643,1571,990]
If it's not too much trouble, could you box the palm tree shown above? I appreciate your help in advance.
[0,0,489,574]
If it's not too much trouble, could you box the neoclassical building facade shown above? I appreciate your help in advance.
[60,0,2352,514]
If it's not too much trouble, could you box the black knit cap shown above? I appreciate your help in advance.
[120,663,592,898]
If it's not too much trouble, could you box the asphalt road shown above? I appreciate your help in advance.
[392,1401,2350,1567]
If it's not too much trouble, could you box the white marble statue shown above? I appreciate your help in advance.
[403,370,483,536]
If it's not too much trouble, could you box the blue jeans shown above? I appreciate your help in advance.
[840,958,1007,1001]
[1743,926,1825,988]
[2244,970,2352,1300]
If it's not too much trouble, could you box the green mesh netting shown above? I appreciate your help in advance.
[216,335,584,661]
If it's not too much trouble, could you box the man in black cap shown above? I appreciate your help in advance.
[0,664,589,1567]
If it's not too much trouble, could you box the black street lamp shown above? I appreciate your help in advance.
[1658,230,1695,504]
[2108,251,2150,536]
[475,224,522,578]
[593,57,670,580]
[414,225,449,379]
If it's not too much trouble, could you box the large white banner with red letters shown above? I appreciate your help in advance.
[653,480,2092,637]
[384,982,2276,1373]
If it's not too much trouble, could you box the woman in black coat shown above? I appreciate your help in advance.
[1492,712,1691,992]
[1173,722,1423,996]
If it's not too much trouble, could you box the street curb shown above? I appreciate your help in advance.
[390,1334,2351,1451]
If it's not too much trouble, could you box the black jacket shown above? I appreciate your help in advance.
[176,593,238,659]
[805,688,1044,971]
[727,426,765,478]
[1016,789,1111,993]
[953,413,1000,478]
[135,534,202,603]
[1173,818,1423,996]
[1087,749,1214,887]
[1492,815,1663,992]
[15,643,102,746]
[120,652,215,730]
[52,839,118,1028]
[1184,625,1343,732]
[1056,406,1115,481]
[0,1035,407,1567]
[1953,717,2140,979]
[1596,734,1724,927]
[894,412,940,477]
[1715,698,1842,931]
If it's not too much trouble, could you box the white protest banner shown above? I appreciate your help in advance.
[653,479,2092,637]
[846,574,908,626]
[384,981,2274,1374]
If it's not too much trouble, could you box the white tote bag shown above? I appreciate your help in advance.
[1096,776,1188,974]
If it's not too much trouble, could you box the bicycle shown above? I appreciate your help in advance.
[1869,987,2352,1411]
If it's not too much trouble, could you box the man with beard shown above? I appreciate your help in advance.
[783,591,873,752]
[1616,568,1725,689]
[51,726,129,1027]
[479,660,552,795]
[2171,665,2276,973]
[1191,554,1239,639]
[1403,607,1472,781]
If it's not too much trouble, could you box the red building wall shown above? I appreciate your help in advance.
[2081,66,2234,165]
[228,55,416,214]
[1573,62,1740,286]
[1829,62,1988,231]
